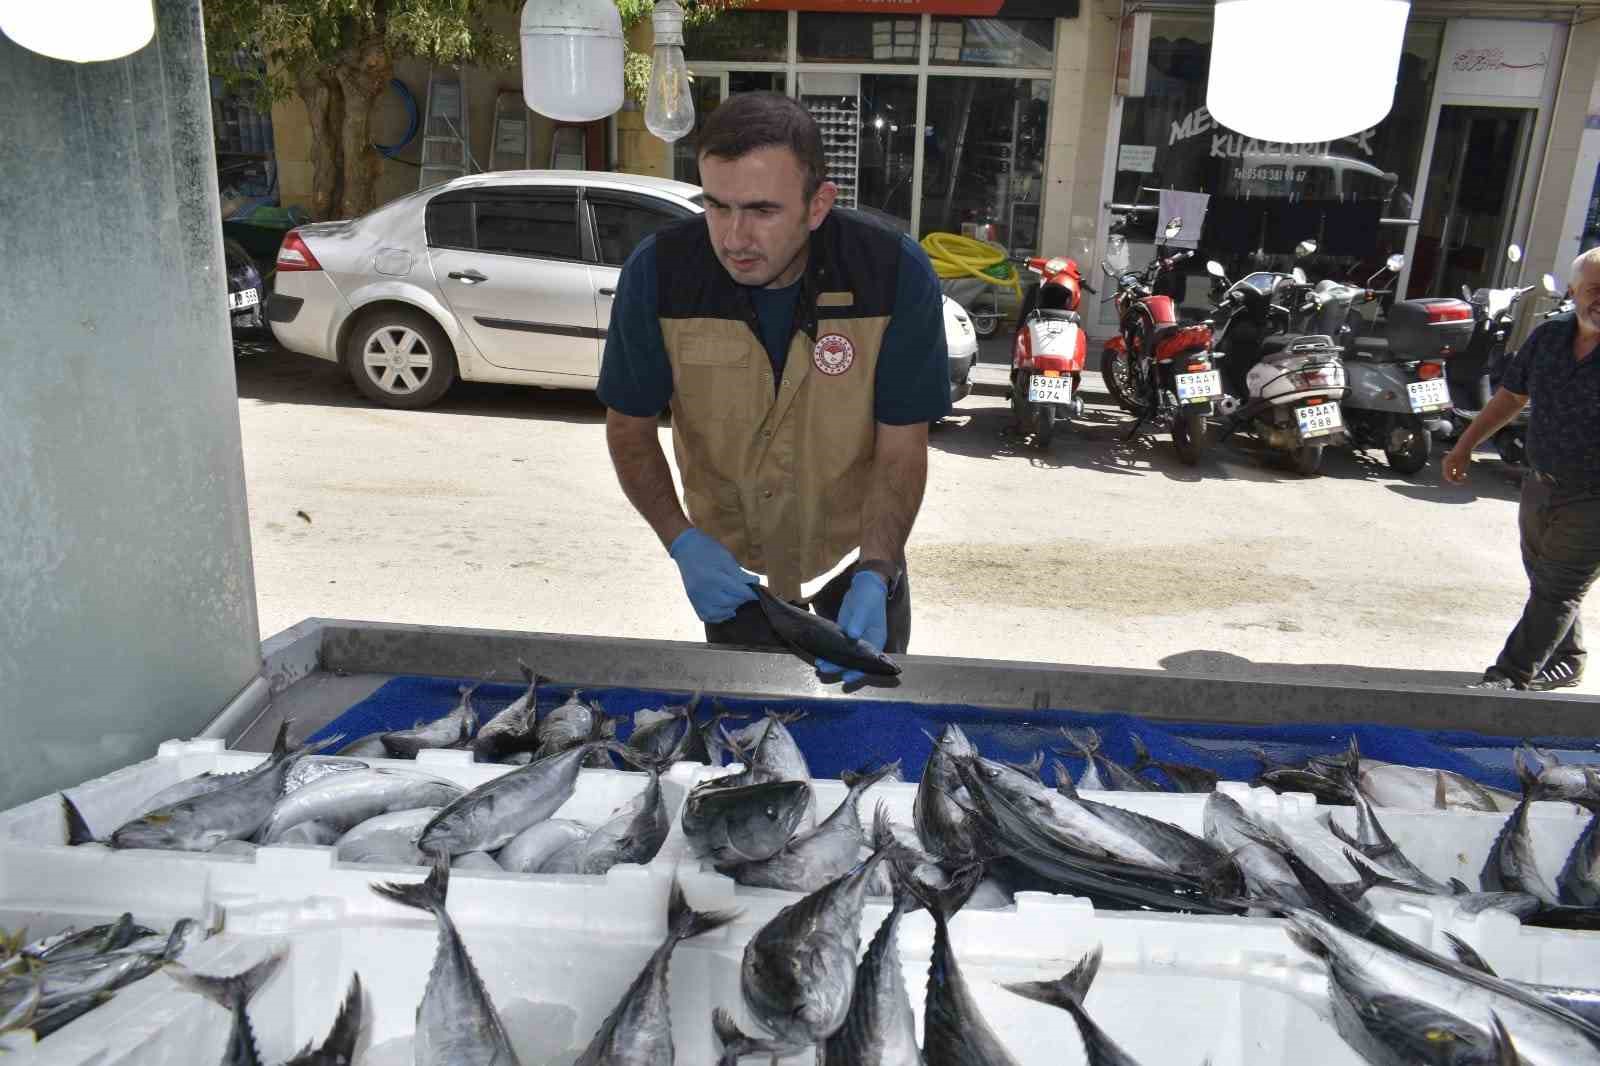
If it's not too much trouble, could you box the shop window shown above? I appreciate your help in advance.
[919,77,1049,256]
[685,11,787,61]
[930,18,1052,68]
[799,13,920,64]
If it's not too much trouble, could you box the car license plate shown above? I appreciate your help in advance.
[1406,378,1450,412]
[1295,402,1343,438]
[1175,370,1221,404]
[1027,374,1072,405]
[228,288,259,311]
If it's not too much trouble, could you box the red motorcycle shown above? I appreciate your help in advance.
[1010,251,1089,447]
[1099,218,1221,465]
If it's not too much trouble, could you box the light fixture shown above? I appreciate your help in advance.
[1207,0,1410,143]
[520,0,623,123]
[0,0,154,63]
[645,0,694,143]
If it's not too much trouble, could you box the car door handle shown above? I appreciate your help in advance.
[598,287,616,296]
[449,269,488,284]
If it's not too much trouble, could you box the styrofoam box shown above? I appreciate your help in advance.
[0,739,695,936]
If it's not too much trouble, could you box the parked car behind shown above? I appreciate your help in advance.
[269,170,973,410]
[224,237,267,345]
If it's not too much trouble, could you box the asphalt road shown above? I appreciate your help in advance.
[234,339,1600,696]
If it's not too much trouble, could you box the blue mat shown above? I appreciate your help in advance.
[307,676,1600,790]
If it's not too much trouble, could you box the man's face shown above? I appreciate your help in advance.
[1575,264,1600,332]
[698,145,835,289]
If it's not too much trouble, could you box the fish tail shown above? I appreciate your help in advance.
[1489,1012,1519,1066]
[309,972,363,1061]
[1050,757,1078,798]
[1340,849,1411,899]
[371,849,450,917]
[667,876,741,945]
[59,793,98,846]
[1061,726,1101,757]
[164,945,286,1012]
[1442,932,1497,976]
[159,919,197,961]
[1001,945,1102,1010]
[840,759,901,800]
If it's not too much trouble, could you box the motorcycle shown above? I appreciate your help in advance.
[1098,218,1222,465]
[1009,247,1090,447]
[1298,251,1468,475]
[1450,244,1536,466]
[1205,241,1349,476]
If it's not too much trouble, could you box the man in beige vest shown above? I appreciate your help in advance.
[598,92,950,681]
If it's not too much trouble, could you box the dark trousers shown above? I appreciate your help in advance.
[1491,477,1600,683]
[705,562,912,653]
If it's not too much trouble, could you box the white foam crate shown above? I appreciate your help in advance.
[0,739,696,935]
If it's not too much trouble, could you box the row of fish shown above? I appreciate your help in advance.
[0,912,213,1049]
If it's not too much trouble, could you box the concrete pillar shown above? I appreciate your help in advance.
[1041,0,1119,256]
[0,1,261,808]
[1529,17,1600,286]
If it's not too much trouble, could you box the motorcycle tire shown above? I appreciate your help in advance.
[1010,372,1030,433]
[1290,444,1324,477]
[1172,408,1207,466]
[1033,403,1055,449]
[1100,347,1143,414]
[1493,428,1528,467]
[1384,418,1432,476]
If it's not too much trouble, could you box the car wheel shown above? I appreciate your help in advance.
[344,308,458,409]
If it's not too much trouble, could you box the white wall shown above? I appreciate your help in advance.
[0,1,262,809]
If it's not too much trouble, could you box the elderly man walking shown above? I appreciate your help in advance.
[1444,248,1600,691]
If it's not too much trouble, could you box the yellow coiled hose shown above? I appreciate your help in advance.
[920,232,1021,296]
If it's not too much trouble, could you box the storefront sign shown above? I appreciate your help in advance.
[744,0,1074,12]
[1438,19,1555,99]
[1165,104,1378,161]
[1115,11,1150,97]
[1118,144,1156,172]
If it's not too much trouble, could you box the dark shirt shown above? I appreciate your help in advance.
[1500,312,1600,487]
[597,231,951,425]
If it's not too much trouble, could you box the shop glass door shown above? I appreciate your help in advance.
[1410,105,1536,298]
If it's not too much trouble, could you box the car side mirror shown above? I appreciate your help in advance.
[1385,253,1405,272]
[1295,239,1317,258]
[1462,284,1472,301]
[1206,260,1226,279]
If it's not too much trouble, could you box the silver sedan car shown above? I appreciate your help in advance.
[269,170,975,409]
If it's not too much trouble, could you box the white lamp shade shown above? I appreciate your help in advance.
[1208,0,1410,143]
[520,0,624,123]
[0,0,154,63]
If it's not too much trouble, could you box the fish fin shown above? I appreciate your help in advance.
[1489,1012,1520,1066]
[712,1007,799,1063]
[164,945,286,1011]
[266,719,291,762]
[1450,877,1472,896]
[293,972,363,1063]
[841,760,901,800]
[901,854,982,919]
[59,794,98,846]
[667,876,741,944]
[158,919,196,961]
[1129,733,1153,771]
[1001,947,1102,1010]
[1004,751,1046,782]
[1051,758,1079,799]
[1284,925,1330,962]
[1062,726,1102,756]
[1442,932,1498,976]
[1340,849,1413,899]
[371,849,450,917]
[1512,745,1543,793]
[768,709,808,727]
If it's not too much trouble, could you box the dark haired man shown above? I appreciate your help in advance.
[598,91,949,681]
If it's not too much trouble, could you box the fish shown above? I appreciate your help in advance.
[576,763,674,875]
[537,837,587,874]
[821,875,921,1066]
[536,690,607,758]
[126,723,296,820]
[1063,730,1159,793]
[681,780,813,866]
[1005,948,1193,1066]
[914,873,1019,1066]
[1128,735,1218,793]
[27,991,112,1040]
[1329,986,1523,1066]
[371,854,521,1065]
[1058,727,1107,792]
[752,584,901,676]
[335,736,390,759]
[740,712,813,787]
[335,807,442,866]
[383,683,480,759]
[165,948,286,1066]
[1252,760,1353,806]
[275,820,342,847]
[258,769,465,844]
[1443,934,1600,1030]
[572,877,739,1066]
[419,739,628,857]
[452,852,503,872]
[1559,811,1600,907]
[282,973,363,1066]
[1327,787,1453,895]
[1515,745,1600,810]
[0,976,39,1035]
[495,818,591,874]
[722,762,900,893]
[1481,792,1562,904]
[1360,760,1517,813]
[211,840,260,858]
[914,724,980,865]
[738,816,912,1048]
[626,700,697,763]
[471,662,545,763]
[284,756,369,795]
[25,914,152,964]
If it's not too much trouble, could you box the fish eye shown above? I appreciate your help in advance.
[763,806,778,820]
[982,766,998,779]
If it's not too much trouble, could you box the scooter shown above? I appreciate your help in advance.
[1098,218,1222,465]
[1299,251,1468,475]
[1010,248,1090,447]
[1206,242,1349,476]
[1450,244,1536,465]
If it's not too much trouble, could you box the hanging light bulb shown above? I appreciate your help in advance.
[0,0,154,63]
[1207,0,1410,143]
[520,0,623,123]
[645,0,694,143]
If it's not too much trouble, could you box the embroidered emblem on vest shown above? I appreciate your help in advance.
[812,333,855,376]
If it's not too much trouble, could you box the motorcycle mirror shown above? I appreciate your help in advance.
[1295,239,1318,258]
[1101,261,1117,279]
[1461,284,1473,301]
[1507,243,1523,264]
[1292,267,1307,285]
[1163,217,1183,239]
[1206,260,1226,279]
[1543,273,1560,296]
[1385,253,1405,272]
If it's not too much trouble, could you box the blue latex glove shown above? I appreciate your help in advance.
[817,570,889,683]
[669,528,758,623]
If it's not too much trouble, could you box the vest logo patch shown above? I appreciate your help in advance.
[812,333,855,376]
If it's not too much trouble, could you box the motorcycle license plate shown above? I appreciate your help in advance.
[1406,378,1451,412]
[1027,374,1073,405]
[1295,402,1343,439]
[1175,370,1221,404]
[228,287,259,311]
